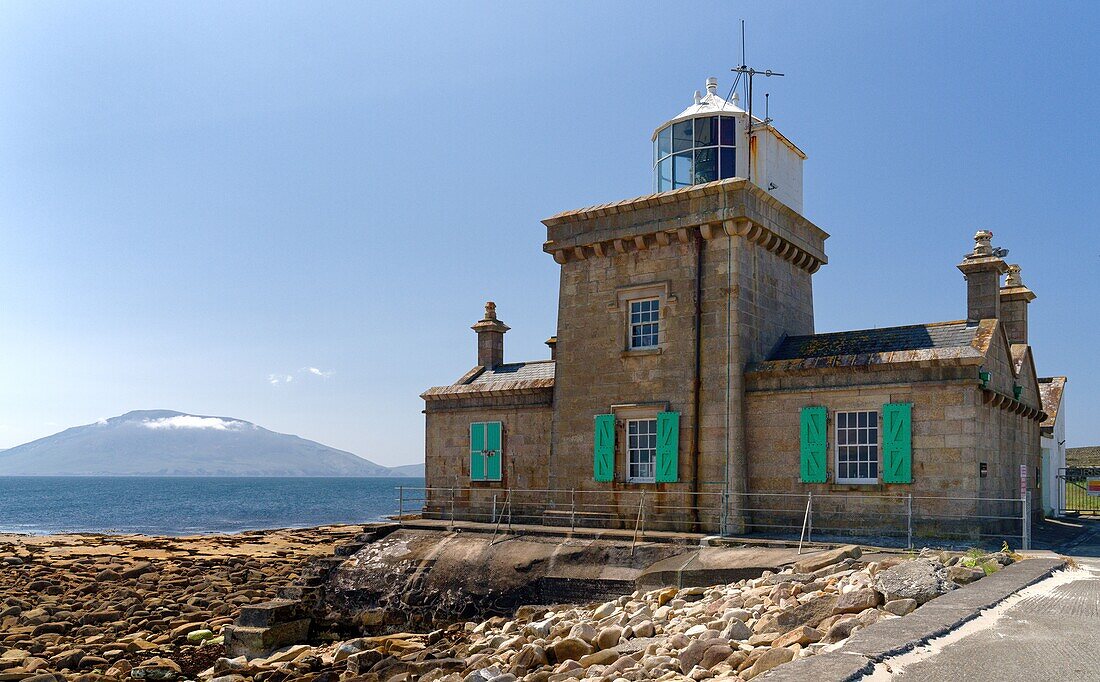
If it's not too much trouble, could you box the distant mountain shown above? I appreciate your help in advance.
[388,463,426,477]
[0,410,423,477]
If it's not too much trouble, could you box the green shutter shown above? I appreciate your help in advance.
[799,406,827,483]
[485,421,502,481]
[882,403,912,483]
[593,414,615,482]
[655,411,680,483]
[470,422,486,481]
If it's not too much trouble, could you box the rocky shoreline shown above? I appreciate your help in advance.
[0,527,364,682]
[2,528,1018,682]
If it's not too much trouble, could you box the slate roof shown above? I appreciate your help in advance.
[1038,376,1067,429]
[421,360,555,401]
[751,320,991,373]
[468,361,556,384]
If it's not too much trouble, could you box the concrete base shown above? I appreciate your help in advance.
[224,618,311,658]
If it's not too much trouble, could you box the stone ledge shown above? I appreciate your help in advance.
[759,650,874,681]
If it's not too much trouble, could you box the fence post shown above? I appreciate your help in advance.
[507,488,513,532]
[630,490,646,557]
[449,486,455,529]
[797,493,812,555]
[1022,491,1031,550]
[570,489,576,532]
[721,489,729,537]
[906,494,913,550]
[807,491,813,543]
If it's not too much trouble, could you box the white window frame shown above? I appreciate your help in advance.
[834,410,880,485]
[628,298,661,350]
[626,418,658,483]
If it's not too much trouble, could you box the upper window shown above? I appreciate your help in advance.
[627,418,657,483]
[629,299,660,349]
[653,115,737,192]
[836,411,879,484]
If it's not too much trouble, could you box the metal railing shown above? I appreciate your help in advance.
[1057,467,1100,515]
[395,486,1031,550]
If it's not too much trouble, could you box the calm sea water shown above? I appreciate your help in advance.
[0,476,424,535]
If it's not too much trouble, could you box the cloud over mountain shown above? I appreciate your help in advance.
[0,410,423,477]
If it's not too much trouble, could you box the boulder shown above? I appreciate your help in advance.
[873,559,956,604]
[754,595,838,633]
[131,657,181,681]
[510,644,548,673]
[833,588,882,615]
[720,618,751,641]
[772,625,822,648]
[793,545,862,574]
[883,599,918,616]
[548,638,592,664]
[595,627,622,651]
[946,565,985,585]
[577,649,617,668]
[745,647,794,679]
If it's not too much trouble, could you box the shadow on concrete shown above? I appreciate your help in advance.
[1031,515,1100,556]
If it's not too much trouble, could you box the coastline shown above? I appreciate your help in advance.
[0,525,365,680]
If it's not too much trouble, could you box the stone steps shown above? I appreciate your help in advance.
[223,619,310,657]
[225,522,401,657]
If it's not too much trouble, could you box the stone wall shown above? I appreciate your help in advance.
[744,366,1041,541]
[424,394,553,522]
[544,181,827,533]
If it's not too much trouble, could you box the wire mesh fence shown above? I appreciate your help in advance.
[395,485,1030,551]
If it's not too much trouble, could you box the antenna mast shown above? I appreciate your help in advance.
[731,62,784,184]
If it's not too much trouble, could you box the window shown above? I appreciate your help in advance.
[653,115,737,192]
[836,411,879,484]
[629,299,660,349]
[627,418,657,482]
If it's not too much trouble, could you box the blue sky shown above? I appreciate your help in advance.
[2,1,1097,463]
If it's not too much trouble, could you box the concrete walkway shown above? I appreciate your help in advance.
[882,557,1100,680]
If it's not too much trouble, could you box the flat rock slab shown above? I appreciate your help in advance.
[636,547,807,589]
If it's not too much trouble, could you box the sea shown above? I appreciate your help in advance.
[0,476,425,536]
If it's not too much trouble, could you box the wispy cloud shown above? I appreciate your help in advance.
[142,415,245,430]
[267,367,334,386]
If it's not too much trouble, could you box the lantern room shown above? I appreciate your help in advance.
[652,77,806,214]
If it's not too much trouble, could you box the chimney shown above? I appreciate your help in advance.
[957,230,1008,322]
[1000,264,1036,345]
[545,336,557,361]
[471,301,509,369]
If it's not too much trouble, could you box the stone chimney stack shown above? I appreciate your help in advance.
[957,230,1008,323]
[999,264,1036,345]
[472,301,509,369]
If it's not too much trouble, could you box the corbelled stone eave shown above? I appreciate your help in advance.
[541,179,828,273]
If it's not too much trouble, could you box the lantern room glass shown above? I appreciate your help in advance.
[653,115,737,192]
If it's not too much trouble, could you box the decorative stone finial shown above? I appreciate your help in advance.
[1004,264,1023,288]
[972,230,994,257]
[484,301,497,321]
[706,77,718,95]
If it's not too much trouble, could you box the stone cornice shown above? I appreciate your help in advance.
[982,387,1047,422]
[541,179,828,274]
